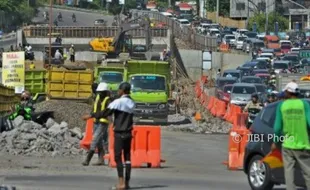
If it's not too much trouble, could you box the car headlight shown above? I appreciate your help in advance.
[158,104,166,109]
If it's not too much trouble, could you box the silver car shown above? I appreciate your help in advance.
[229,83,257,107]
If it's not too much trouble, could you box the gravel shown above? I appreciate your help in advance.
[0,116,83,157]
[163,81,231,134]
[34,100,92,130]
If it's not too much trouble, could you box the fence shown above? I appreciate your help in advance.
[23,26,168,38]
[207,12,246,28]
[131,10,218,50]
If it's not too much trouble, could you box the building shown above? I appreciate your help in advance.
[230,0,275,18]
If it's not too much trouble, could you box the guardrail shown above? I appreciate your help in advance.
[131,10,217,50]
[23,26,168,38]
[0,32,16,41]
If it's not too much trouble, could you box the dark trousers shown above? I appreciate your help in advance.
[70,55,75,62]
[114,132,132,180]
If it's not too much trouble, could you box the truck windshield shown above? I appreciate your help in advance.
[131,75,166,91]
[100,72,123,83]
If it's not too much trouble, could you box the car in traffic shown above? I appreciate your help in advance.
[238,66,253,77]
[281,54,299,66]
[244,100,309,190]
[216,77,238,98]
[242,38,252,52]
[222,69,242,81]
[241,76,263,84]
[255,73,270,85]
[220,84,233,103]
[249,59,269,69]
[254,83,267,102]
[250,40,265,52]
[252,69,269,75]
[198,23,210,33]
[244,31,257,40]
[290,47,300,55]
[230,83,257,107]
[178,19,191,27]
[235,36,247,50]
[94,19,107,26]
[209,28,220,37]
[280,44,292,54]
[273,60,291,73]
[223,34,236,47]
[235,29,248,37]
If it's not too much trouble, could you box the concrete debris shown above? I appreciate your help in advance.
[0,117,83,157]
[166,82,231,134]
[34,100,92,130]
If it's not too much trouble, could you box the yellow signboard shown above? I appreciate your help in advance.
[2,52,25,93]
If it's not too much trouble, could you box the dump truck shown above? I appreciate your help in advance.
[94,62,127,97]
[126,60,170,123]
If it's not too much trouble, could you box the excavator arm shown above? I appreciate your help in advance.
[111,15,152,54]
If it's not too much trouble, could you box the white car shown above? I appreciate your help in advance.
[178,19,191,27]
[235,36,247,50]
[150,9,159,12]
[160,12,173,18]
[256,34,265,41]
[260,52,274,62]
[198,23,210,33]
[279,40,292,47]
[291,47,300,54]
[235,29,248,38]
[209,28,220,37]
[223,35,236,47]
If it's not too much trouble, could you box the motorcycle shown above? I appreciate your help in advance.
[246,108,261,128]
[25,50,35,61]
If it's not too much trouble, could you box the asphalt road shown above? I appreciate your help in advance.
[36,7,115,27]
[0,131,252,190]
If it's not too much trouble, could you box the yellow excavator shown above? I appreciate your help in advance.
[89,15,152,58]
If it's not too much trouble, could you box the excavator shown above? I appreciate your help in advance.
[89,15,152,58]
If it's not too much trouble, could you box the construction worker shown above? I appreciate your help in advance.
[271,82,310,190]
[69,44,75,63]
[82,82,112,166]
[83,82,135,189]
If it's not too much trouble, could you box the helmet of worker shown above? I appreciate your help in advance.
[283,82,299,98]
[118,82,131,95]
[96,82,109,92]
[305,91,310,98]
[71,44,74,47]
[270,74,276,79]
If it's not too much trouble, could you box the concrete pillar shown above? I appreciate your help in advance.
[289,14,292,30]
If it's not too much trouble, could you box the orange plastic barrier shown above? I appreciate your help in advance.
[216,100,227,118]
[225,113,250,170]
[210,98,218,116]
[219,43,230,52]
[80,119,94,150]
[223,103,232,121]
[108,125,163,168]
[200,93,207,105]
[207,96,215,111]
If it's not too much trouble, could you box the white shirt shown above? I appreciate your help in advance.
[25,46,32,51]
[54,51,62,59]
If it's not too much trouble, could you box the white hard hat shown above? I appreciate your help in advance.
[96,82,109,92]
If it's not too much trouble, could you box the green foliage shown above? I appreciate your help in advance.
[0,0,37,25]
[206,0,230,16]
[247,12,289,32]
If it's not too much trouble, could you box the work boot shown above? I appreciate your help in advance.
[92,148,105,166]
[82,150,94,166]
[125,180,130,189]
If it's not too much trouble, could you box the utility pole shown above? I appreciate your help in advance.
[48,0,53,66]
[265,0,268,34]
[216,0,219,23]
[246,0,249,28]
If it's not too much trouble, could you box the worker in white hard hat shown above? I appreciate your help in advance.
[82,82,111,166]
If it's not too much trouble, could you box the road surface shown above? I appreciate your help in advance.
[0,130,254,190]
[36,7,115,27]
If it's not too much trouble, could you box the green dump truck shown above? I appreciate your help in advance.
[94,65,127,97]
[126,60,170,123]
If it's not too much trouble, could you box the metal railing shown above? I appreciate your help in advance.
[131,10,217,50]
[23,26,168,38]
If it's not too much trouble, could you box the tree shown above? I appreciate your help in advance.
[206,0,230,16]
[247,12,289,32]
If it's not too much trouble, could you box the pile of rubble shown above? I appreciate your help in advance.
[165,81,232,134]
[0,116,84,157]
[34,100,92,130]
